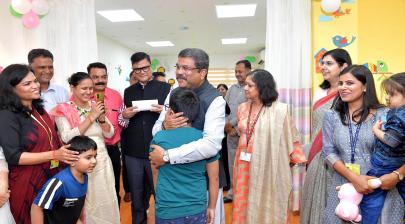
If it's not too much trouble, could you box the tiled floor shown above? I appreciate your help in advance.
[118,190,300,224]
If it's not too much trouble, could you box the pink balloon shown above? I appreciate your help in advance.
[22,11,40,29]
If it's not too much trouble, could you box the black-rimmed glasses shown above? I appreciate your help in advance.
[174,64,199,73]
[133,65,151,74]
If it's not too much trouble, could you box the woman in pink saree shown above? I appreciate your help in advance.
[300,49,351,224]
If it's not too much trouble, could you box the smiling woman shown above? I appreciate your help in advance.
[0,64,78,223]
[50,72,120,223]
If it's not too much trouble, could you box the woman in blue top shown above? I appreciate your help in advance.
[321,65,404,223]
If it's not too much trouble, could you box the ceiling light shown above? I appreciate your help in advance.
[221,38,247,45]
[97,9,144,22]
[146,41,174,47]
[216,4,257,18]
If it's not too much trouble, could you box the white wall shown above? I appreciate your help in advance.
[0,0,98,89]
[97,34,134,94]
[151,51,261,82]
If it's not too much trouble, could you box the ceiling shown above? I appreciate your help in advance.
[95,0,266,56]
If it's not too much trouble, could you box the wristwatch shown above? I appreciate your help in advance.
[163,151,170,163]
[393,170,404,181]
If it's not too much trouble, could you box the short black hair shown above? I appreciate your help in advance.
[236,60,252,70]
[178,48,209,70]
[130,52,151,65]
[87,62,107,74]
[0,64,44,114]
[153,72,166,78]
[248,69,278,107]
[28,48,54,64]
[216,83,228,91]
[67,136,97,153]
[169,88,200,123]
[68,72,92,87]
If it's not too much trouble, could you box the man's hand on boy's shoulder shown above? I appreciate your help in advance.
[149,145,166,168]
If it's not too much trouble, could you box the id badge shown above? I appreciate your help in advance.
[50,159,59,169]
[346,163,361,175]
[240,152,252,162]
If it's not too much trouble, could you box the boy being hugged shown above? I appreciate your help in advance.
[31,136,97,224]
[151,88,219,224]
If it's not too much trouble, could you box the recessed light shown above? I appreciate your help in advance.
[216,4,257,18]
[221,38,247,45]
[97,9,144,22]
[146,41,174,47]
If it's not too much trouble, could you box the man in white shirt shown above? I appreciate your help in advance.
[28,49,69,112]
[150,48,226,224]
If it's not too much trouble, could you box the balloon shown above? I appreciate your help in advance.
[11,0,32,14]
[245,56,257,63]
[9,5,23,18]
[321,0,341,13]
[151,59,159,71]
[22,11,40,29]
[32,0,49,16]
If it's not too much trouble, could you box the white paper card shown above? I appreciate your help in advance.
[240,152,251,162]
[132,99,158,111]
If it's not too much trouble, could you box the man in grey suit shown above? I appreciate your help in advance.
[223,60,251,203]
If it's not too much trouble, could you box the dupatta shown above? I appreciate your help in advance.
[307,91,337,164]
[246,102,306,224]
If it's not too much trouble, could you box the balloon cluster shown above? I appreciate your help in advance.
[321,0,341,13]
[9,0,50,29]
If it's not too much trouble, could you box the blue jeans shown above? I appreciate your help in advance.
[155,211,207,224]
[360,154,405,224]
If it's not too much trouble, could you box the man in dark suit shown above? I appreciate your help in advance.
[121,52,171,224]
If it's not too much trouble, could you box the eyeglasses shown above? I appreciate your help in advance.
[163,104,170,111]
[175,64,200,73]
[320,61,336,66]
[133,65,151,74]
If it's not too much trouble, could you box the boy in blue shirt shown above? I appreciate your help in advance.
[31,136,97,224]
[151,88,219,224]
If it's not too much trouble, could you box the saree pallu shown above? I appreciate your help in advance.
[300,91,336,224]
[232,102,306,224]
[9,110,62,224]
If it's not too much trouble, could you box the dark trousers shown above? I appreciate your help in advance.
[106,144,122,207]
[360,154,405,224]
[122,155,131,193]
[125,155,154,224]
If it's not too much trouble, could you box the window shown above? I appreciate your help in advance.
[207,68,236,88]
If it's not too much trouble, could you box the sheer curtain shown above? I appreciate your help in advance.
[265,0,312,144]
[0,0,97,88]
[265,0,312,212]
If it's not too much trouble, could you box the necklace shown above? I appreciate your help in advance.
[245,102,264,149]
[30,110,54,149]
[72,101,91,117]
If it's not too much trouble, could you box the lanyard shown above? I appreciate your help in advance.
[245,103,264,148]
[348,115,362,163]
[30,110,54,149]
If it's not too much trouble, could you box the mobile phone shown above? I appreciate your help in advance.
[95,92,104,102]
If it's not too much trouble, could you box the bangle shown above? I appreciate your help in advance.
[97,119,106,124]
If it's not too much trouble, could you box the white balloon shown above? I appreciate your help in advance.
[32,0,50,16]
[11,0,32,14]
[321,0,341,13]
